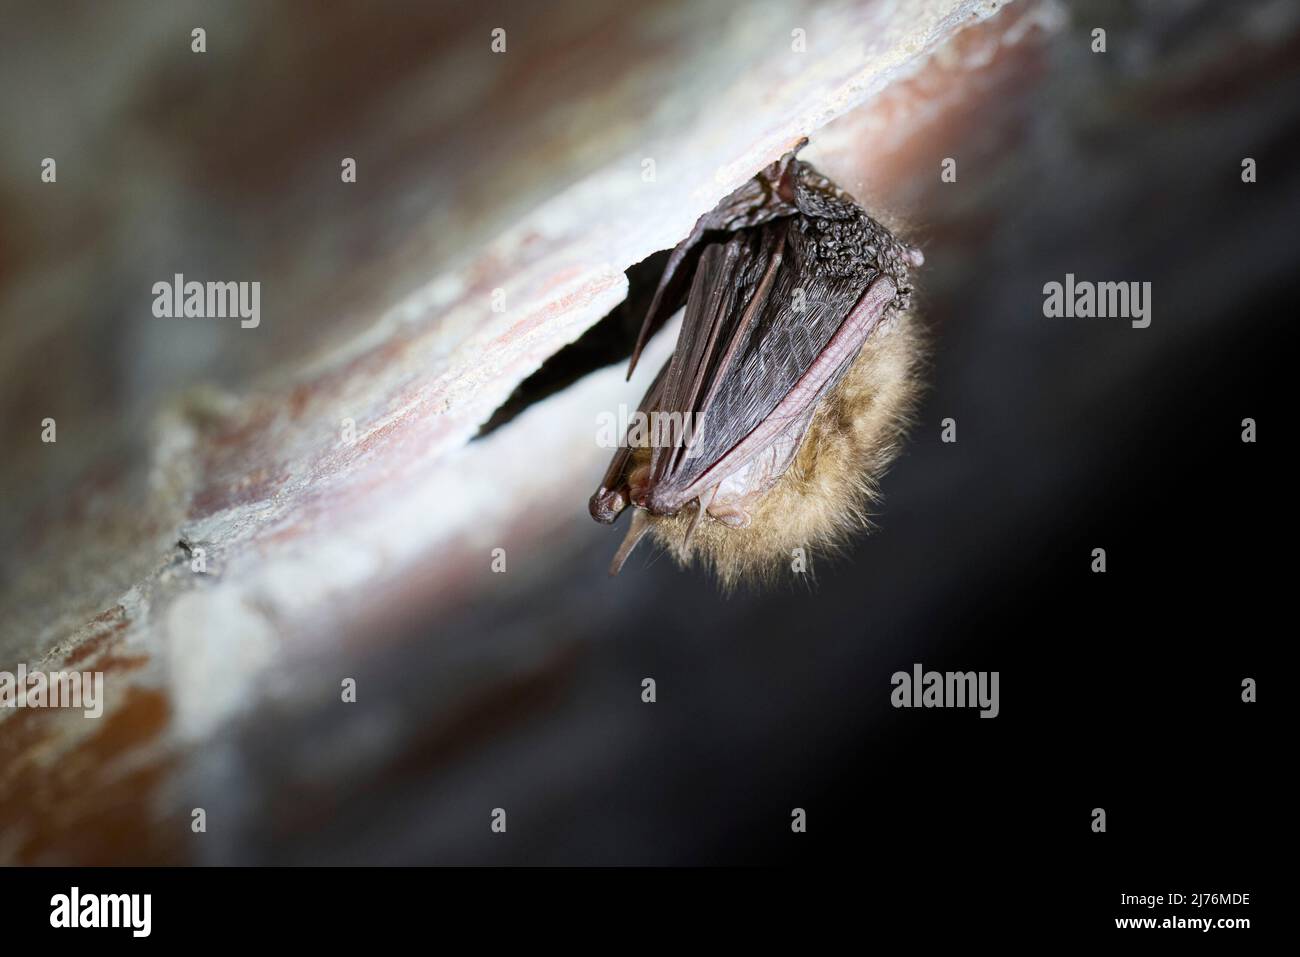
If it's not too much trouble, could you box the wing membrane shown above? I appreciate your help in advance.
[641,217,883,512]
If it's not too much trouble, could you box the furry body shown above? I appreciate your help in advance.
[647,306,921,586]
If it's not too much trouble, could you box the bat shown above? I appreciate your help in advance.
[590,138,925,586]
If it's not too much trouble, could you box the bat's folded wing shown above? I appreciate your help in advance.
[643,217,892,514]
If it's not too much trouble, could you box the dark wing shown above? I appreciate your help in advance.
[625,144,805,377]
[589,358,670,523]
[641,212,896,514]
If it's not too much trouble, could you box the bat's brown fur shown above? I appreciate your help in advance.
[646,308,925,588]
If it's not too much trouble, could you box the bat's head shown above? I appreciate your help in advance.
[589,449,654,523]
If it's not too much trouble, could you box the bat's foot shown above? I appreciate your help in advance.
[707,503,752,528]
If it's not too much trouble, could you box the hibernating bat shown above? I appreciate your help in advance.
[590,138,924,586]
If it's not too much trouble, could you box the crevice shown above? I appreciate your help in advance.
[474,249,672,438]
